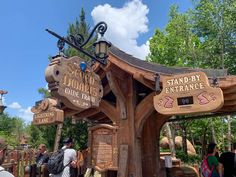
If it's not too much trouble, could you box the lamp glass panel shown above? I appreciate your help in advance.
[95,43,100,55]
[99,42,107,54]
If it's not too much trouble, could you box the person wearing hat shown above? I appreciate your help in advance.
[52,137,77,177]
[0,137,14,177]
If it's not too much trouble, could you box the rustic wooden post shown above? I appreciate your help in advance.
[54,123,63,152]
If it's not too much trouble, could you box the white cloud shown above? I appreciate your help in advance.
[8,102,22,109]
[7,101,33,122]
[19,107,33,123]
[91,0,150,60]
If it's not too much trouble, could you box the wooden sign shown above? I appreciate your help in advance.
[31,98,64,125]
[88,124,118,172]
[45,56,103,110]
[153,72,224,115]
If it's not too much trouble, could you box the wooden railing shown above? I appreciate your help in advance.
[2,149,49,177]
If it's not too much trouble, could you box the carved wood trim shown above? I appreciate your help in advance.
[135,92,156,137]
[106,71,127,119]
[99,99,118,124]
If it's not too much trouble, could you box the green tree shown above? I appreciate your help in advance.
[192,0,236,73]
[0,113,26,147]
[31,8,92,151]
[65,8,96,60]
[148,5,202,67]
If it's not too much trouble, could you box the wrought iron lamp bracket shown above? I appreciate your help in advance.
[46,21,109,65]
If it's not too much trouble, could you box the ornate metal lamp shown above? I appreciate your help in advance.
[46,21,111,65]
[0,90,8,114]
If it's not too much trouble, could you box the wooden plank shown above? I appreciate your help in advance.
[222,86,236,94]
[103,83,111,96]
[117,144,129,177]
[54,123,63,152]
[109,54,155,81]
[224,93,236,101]
[99,99,118,124]
[133,72,155,90]
[74,108,99,118]
[224,100,236,106]
[106,71,127,119]
[135,92,156,137]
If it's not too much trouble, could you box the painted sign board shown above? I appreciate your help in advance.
[31,98,64,125]
[153,72,224,115]
[45,56,103,110]
[88,124,118,172]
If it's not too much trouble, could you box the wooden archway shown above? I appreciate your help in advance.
[53,46,236,177]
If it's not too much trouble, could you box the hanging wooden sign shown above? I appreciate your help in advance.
[153,72,224,115]
[31,98,64,125]
[88,124,118,172]
[45,56,103,110]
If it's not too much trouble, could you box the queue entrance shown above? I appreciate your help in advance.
[32,45,236,177]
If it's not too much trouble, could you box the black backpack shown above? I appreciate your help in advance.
[47,149,65,174]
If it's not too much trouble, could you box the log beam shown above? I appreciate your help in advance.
[135,92,156,137]
[99,99,118,124]
[106,71,127,119]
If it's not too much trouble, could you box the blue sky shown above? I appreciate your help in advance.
[0,0,192,122]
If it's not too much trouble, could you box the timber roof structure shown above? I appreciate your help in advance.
[64,46,236,123]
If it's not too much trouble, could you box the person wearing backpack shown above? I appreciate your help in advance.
[0,137,14,177]
[219,142,236,177]
[51,137,77,177]
[204,143,220,177]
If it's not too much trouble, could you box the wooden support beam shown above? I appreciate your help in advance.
[219,105,236,112]
[54,123,63,152]
[224,100,236,106]
[103,83,111,96]
[117,144,129,177]
[221,86,236,94]
[133,73,155,90]
[74,108,100,119]
[99,99,118,124]
[135,92,156,137]
[64,108,83,117]
[106,71,127,119]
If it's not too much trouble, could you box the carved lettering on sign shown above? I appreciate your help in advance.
[45,56,103,110]
[31,98,64,125]
[89,125,118,172]
[153,72,224,115]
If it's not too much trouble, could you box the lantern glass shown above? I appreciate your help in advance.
[99,42,107,54]
[94,36,110,60]
[95,42,100,56]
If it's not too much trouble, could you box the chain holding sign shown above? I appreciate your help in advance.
[153,72,224,115]
[45,56,103,110]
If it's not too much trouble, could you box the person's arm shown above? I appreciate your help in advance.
[218,162,223,177]
[70,149,77,168]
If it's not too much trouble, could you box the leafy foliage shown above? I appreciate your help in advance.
[29,8,93,151]
[0,113,26,147]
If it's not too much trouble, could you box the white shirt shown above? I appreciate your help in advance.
[52,147,77,177]
[0,166,14,177]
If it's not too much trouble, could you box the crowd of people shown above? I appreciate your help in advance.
[1,136,236,177]
[203,142,236,177]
